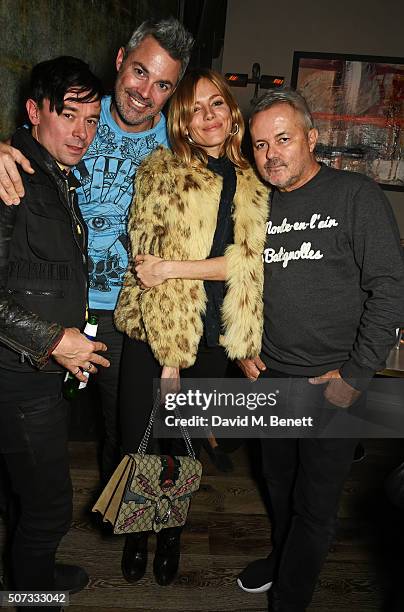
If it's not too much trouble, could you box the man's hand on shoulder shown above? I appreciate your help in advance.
[309,369,361,408]
[237,356,267,381]
[51,327,110,382]
[0,142,34,206]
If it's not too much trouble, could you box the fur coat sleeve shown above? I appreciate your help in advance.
[221,166,269,360]
[115,147,269,368]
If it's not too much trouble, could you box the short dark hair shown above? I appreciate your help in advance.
[28,56,103,114]
[250,88,314,132]
[125,18,194,80]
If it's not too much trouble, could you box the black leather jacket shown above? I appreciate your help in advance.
[0,128,88,371]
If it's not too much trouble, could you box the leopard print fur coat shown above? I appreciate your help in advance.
[115,147,269,368]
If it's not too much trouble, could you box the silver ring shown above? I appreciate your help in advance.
[74,367,81,375]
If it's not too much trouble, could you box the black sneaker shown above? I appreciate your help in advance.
[237,556,275,593]
[54,564,89,594]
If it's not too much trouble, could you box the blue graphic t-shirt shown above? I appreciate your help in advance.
[74,95,168,310]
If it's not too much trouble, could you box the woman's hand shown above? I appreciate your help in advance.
[135,254,168,288]
[237,356,266,381]
[134,254,227,287]
[161,365,180,399]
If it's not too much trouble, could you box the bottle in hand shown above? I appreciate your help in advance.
[63,314,99,400]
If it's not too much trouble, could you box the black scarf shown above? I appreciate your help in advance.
[203,155,236,347]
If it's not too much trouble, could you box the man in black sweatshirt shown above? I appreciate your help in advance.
[237,90,404,612]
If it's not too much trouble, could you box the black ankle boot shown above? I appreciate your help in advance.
[121,531,149,583]
[153,527,181,586]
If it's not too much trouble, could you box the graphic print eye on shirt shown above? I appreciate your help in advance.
[71,95,169,309]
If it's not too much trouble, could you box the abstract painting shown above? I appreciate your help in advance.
[291,52,404,191]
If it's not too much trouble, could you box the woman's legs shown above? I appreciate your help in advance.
[119,337,161,454]
[119,338,160,583]
[181,342,229,463]
[119,338,229,585]
[119,338,229,454]
[154,343,229,584]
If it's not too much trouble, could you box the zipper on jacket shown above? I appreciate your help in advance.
[0,333,38,365]
[63,180,88,306]
[64,181,86,261]
[7,288,64,298]
[20,350,34,365]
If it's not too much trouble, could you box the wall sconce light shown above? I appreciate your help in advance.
[225,62,284,105]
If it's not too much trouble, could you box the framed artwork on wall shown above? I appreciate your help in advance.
[291,51,404,191]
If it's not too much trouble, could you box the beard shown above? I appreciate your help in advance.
[264,158,286,172]
[264,161,311,191]
[114,87,158,127]
[264,159,289,188]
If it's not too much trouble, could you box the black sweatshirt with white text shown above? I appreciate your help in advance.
[261,164,404,390]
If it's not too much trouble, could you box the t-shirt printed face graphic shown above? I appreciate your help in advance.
[263,213,339,268]
[73,96,169,310]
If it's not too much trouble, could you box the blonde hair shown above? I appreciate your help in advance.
[168,68,248,169]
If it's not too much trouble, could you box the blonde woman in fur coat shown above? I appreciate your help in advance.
[114,68,269,587]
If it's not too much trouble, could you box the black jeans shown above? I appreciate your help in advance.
[0,376,72,600]
[260,368,358,609]
[89,310,123,482]
[119,337,228,454]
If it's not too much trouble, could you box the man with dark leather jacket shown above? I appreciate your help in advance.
[0,125,88,371]
[0,57,109,607]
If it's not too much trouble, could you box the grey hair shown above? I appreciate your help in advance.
[125,18,194,80]
[250,88,314,132]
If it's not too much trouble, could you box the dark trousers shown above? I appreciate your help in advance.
[89,310,123,482]
[0,380,72,597]
[119,337,228,454]
[260,368,358,609]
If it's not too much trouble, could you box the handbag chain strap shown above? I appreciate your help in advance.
[137,389,197,460]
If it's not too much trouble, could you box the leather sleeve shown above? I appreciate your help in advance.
[0,202,64,369]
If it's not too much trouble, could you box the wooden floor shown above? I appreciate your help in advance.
[1,439,404,612]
